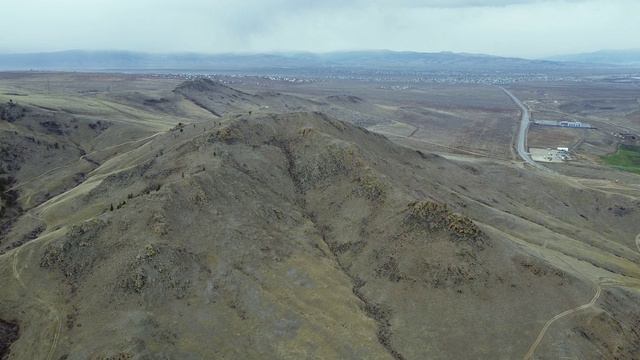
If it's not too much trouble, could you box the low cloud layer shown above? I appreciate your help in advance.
[0,0,638,58]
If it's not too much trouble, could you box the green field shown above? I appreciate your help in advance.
[602,144,640,174]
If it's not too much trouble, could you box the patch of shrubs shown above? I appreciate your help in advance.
[353,173,386,201]
[405,200,486,247]
[118,244,205,300]
[0,100,26,123]
[0,319,20,359]
[208,125,241,144]
[88,120,110,132]
[0,175,18,218]
[40,219,107,283]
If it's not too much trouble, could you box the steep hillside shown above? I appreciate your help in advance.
[0,78,639,359]
[0,91,179,251]
[0,109,638,359]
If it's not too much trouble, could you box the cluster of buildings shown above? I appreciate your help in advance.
[558,120,592,128]
[530,147,571,163]
[532,119,594,129]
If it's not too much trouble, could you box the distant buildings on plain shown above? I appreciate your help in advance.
[532,119,594,129]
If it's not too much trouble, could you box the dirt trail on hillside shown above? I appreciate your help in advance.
[11,245,62,360]
[523,285,602,360]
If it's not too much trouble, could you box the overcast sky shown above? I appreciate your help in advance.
[0,0,638,58]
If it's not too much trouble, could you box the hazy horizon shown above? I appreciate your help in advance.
[1,0,639,58]
[0,48,639,60]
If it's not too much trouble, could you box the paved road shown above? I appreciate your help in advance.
[501,87,549,172]
[501,86,604,360]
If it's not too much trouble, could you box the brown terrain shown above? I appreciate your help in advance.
[0,73,639,359]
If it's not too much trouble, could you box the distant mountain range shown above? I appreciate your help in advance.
[547,49,640,66]
[0,50,615,73]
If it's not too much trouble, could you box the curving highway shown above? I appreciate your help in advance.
[501,86,603,360]
[501,87,550,172]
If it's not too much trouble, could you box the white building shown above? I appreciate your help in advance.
[559,121,583,128]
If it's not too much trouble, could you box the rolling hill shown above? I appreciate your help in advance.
[548,49,640,67]
[0,76,639,359]
[0,50,598,73]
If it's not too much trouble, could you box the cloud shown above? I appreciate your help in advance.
[0,0,637,58]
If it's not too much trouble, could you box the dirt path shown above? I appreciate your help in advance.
[496,87,635,359]
[380,131,494,158]
[24,212,44,223]
[7,131,162,193]
[12,245,62,360]
[523,285,602,360]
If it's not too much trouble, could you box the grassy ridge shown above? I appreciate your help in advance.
[602,144,640,174]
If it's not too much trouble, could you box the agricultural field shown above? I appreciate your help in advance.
[602,144,640,174]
